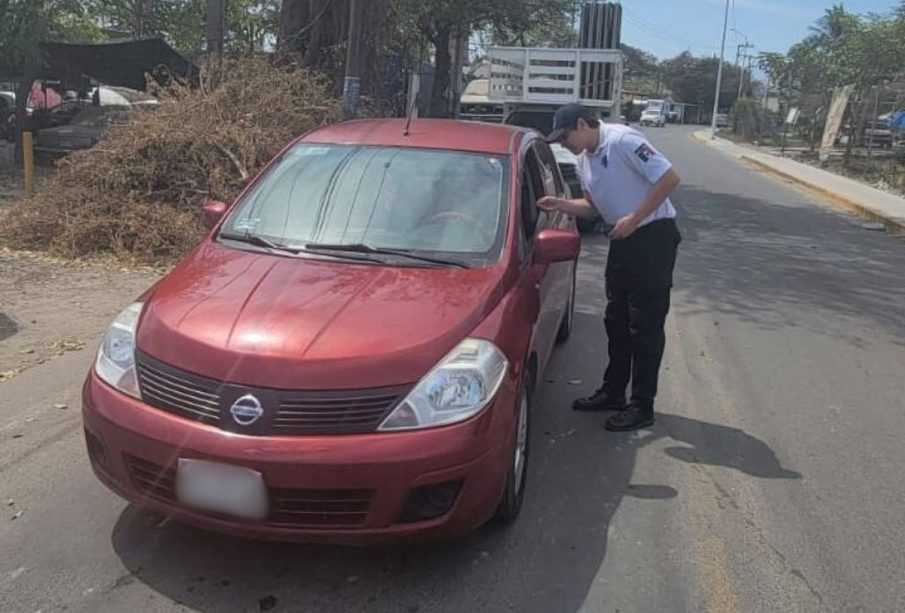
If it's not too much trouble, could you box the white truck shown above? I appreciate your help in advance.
[640,99,667,127]
[484,46,623,124]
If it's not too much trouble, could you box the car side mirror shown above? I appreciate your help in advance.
[202,200,228,230]
[534,229,581,265]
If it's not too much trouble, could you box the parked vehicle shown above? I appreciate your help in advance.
[29,99,91,132]
[82,119,581,544]
[458,79,503,122]
[640,109,666,128]
[34,105,129,162]
[862,120,894,149]
[714,113,730,129]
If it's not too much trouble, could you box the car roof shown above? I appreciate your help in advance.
[302,119,528,155]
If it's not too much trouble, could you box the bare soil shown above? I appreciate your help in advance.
[0,249,160,381]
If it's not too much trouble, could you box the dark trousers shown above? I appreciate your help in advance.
[603,218,681,409]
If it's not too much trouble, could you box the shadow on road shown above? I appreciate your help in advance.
[109,306,799,613]
[0,312,18,341]
[671,184,905,346]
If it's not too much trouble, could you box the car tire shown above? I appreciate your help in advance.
[556,264,576,344]
[494,369,532,524]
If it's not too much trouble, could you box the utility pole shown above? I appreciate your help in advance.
[745,55,755,98]
[737,46,753,98]
[343,0,364,119]
[711,0,731,138]
[731,29,753,100]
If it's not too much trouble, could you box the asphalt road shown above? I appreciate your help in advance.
[2,126,905,613]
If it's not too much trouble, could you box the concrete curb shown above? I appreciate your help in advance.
[690,131,905,234]
[739,155,905,234]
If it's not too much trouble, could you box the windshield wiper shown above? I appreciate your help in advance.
[219,232,302,254]
[221,232,383,263]
[304,243,470,269]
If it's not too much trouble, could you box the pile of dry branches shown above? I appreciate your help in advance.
[0,56,341,264]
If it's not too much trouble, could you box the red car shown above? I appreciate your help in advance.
[82,119,580,544]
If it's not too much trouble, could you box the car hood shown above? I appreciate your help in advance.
[137,242,510,390]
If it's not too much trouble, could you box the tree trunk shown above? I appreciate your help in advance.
[428,25,452,118]
[278,0,310,56]
[303,0,327,67]
[133,0,149,37]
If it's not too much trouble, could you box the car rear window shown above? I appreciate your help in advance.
[221,144,511,263]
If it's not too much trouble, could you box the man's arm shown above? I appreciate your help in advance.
[609,168,680,239]
[537,194,599,219]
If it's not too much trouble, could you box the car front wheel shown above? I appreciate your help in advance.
[494,371,532,523]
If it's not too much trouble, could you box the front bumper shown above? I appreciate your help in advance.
[82,371,517,544]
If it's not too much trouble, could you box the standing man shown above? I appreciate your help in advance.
[538,104,682,432]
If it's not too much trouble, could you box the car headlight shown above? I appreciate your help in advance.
[379,339,508,431]
[95,302,143,399]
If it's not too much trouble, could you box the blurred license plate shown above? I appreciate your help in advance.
[176,459,268,520]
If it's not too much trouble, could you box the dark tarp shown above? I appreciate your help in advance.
[39,38,197,92]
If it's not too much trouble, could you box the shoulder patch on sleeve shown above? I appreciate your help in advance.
[634,143,657,163]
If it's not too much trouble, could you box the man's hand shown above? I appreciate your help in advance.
[538,196,600,219]
[537,196,562,212]
[609,213,641,240]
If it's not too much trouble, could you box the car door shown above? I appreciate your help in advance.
[519,140,564,375]
[532,140,576,356]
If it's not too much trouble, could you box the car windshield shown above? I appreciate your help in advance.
[220,144,510,264]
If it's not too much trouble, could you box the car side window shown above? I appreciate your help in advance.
[521,147,546,242]
[533,141,564,197]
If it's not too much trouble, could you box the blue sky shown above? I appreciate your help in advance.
[619,0,901,59]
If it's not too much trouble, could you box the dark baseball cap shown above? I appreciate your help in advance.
[546,103,593,143]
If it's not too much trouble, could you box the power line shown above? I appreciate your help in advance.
[621,6,694,50]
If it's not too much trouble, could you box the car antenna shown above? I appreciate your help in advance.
[403,91,420,137]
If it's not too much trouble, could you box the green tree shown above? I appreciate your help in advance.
[95,0,280,58]
[391,0,581,115]
[621,44,659,80]
[279,0,581,117]
[660,51,741,110]
[779,5,904,152]
[0,0,102,78]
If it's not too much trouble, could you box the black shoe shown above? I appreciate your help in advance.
[572,388,627,412]
[605,405,655,432]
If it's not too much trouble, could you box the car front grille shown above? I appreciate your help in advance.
[274,392,404,434]
[124,455,374,529]
[126,454,176,504]
[135,351,408,435]
[137,357,222,426]
[269,488,374,527]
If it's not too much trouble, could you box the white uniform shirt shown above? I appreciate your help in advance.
[578,124,677,227]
